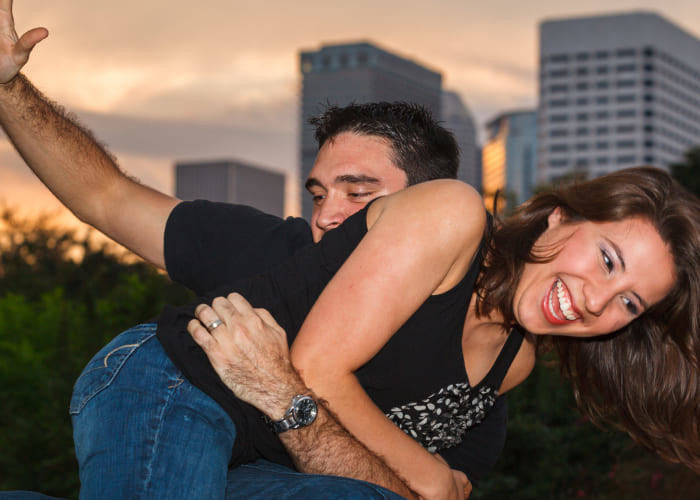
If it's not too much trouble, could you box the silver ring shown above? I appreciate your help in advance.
[207,319,223,332]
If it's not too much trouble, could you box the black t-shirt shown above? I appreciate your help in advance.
[159,200,509,484]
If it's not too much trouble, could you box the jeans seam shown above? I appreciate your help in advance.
[142,364,185,495]
[70,325,157,414]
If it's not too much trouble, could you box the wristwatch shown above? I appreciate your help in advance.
[272,394,318,433]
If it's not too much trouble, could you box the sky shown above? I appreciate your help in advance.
[2,0,700,223]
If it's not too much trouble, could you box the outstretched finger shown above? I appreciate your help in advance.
[16,27,48,54]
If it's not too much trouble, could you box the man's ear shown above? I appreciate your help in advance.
[547,207,563,228]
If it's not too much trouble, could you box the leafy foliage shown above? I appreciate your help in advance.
[670,147,700,199]
[0,208,193,498]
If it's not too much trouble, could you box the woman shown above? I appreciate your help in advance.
[177,166,699,496]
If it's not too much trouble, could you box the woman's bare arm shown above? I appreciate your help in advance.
[291,180,485,499]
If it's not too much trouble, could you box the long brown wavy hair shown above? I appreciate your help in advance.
[476,166,700,473]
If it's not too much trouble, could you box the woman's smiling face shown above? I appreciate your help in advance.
[512,208,676,337]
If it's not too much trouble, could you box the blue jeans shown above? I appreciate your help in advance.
[70,325,404,499]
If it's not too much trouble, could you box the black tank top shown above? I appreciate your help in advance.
[157,201,523,467]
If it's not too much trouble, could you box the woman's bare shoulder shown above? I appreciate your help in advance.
[368,179,486,237]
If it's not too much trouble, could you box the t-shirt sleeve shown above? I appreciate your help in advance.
[440,395,508,486]
[164,200,313,295]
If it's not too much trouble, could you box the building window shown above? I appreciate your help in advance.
[550,144,569,153]
[616,63,636,72]
[644,155,655,163]
[616,79,636,88]
[596,80,610,89]
[321,56,331,68]
[617,109,636,118]
[550,54,569,63]
[596,110,610,119]
[576,52,590,61]
[577,67,589,76]
[549,69,569,78]
[576,82,589,91]
[339,53,349,67]
[549,84,568,93]
[596,157,609,165]
[617,155,637,164]
[576,127,589,136]
[596,66,609,75]
[549,128,569,138]
[596,96,610,104]
[549,158,569,168]
[357,52,368,65]
[616,48,637,58]
[550,114,569,123]
[616,139,636,148]
[595,51,609,59]
[576,112,589,121]
[576,97,589,105]
[616,94,636,103]
[596,126,609,135]
[596,141,609,149]
[617,124,636,133]
[549,99,569,107]
[575,158,590,167]
[576,142,589,150]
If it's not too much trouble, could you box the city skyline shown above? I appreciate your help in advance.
[1,0,699,222]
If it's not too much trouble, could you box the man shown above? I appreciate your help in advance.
[0,3,506,498]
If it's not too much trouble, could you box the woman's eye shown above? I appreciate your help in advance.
[601,249,613,272]
[622,296,639,316]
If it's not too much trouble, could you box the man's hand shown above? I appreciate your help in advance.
[0,0,48,83]
[188,292,306,420]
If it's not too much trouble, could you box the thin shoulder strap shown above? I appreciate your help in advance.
[480,328,525,391]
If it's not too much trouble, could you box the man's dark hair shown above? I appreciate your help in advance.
[309,102,460,185]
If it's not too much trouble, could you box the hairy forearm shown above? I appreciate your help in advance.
[220,360,417,499]
[0,73,124,223]
[279,401,417,499]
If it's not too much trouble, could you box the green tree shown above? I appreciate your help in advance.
[0,208,193,498]
[670,147,700,198]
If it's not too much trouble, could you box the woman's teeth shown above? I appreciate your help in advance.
[550,279,578,321]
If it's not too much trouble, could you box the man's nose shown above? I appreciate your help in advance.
[315,196,346,231]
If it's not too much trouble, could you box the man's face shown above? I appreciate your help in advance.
[306,132,408,242]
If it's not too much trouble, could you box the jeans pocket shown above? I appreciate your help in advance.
[69,324,157,415]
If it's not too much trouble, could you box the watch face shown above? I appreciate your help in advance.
[294,397,318,426]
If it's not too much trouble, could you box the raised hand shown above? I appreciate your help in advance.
[0,0,48,83]
[188,292,306,419]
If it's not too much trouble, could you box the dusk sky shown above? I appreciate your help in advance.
[2,0,699,223]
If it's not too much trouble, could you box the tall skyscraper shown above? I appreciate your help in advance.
[538,11,700,183]
[442,90,481,190]
[175,159,285,217]
[299,41,443,220]
[482,110,538,210]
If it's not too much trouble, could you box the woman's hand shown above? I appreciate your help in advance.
[187,292,306,419]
